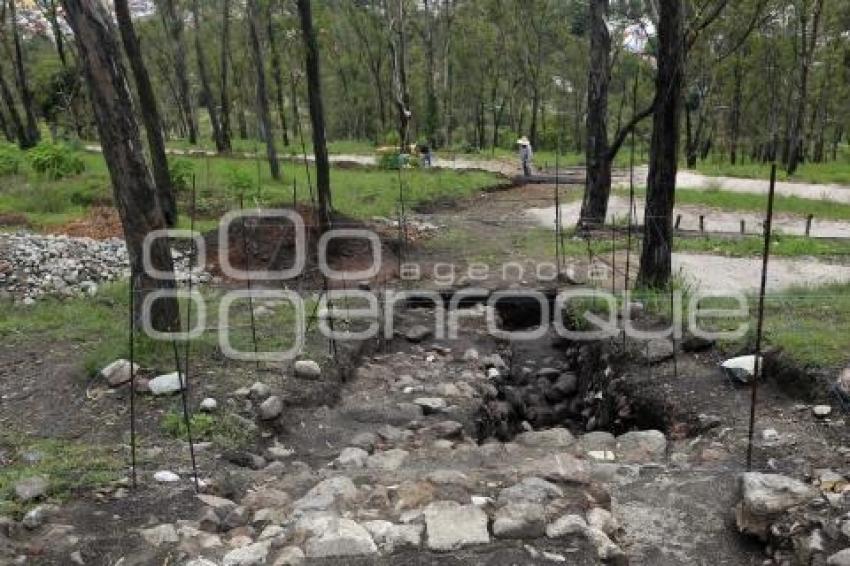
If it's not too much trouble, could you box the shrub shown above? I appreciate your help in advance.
[378,152,408,170]
[27,142,85,179]
[0,144,21,176]
[168,158,195,193]
[225,166,254,199]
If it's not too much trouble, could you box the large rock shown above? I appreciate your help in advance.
[498,477,563,505]
[546,514,587,538]
[363,520,423,552]
[294,360,322,380]
[721,355,761,384]
[140,524,179,547]
[828,549,850,566]
[294,477,358,513]
[615,430,667,463]
[519,452,590,483]
[366,449,409,471]
[492,503,546,539]
[413,397,447,415]
[22,504,57,530]
[336,447,369,468]
[14,476,49,502]
[424,501,490,551]
[515,427,575,448]
[641,338,674,363]
[258,396,283,420]
[736,473,818,540]
[223,541,271,566]
[100,359,139,387]
[248,381,271,401]
[148,372,186,395]
[304,518,377,558]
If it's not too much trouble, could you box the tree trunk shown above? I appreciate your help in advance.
[0,65,26,147]
[296,0,332,232]
[267,8,290,147]
[7,0,39,148]
[729,56,743,165]
[190,0,226,152]
[115,0,177,227]
[387,0,411,153]
[637,0,683,289]
[62,0,179,332]
[247,0,280,180]
[160,0,197,145]
[579,0,612,227]
[787,0,824,175]
[219,0,232,151]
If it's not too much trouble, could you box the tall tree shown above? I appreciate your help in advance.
[386,0,412,153]
[190,0,227,152]
[159,0,197,145]
[115,0,177,227]
[0,62,26,146]
[62,0,179,331]
[785,0,825,174]
[219,0,232,150]
[5,0,39,147]
[246,0,280,179]
[637,0,684,288]
[296,0,332,232]
[267,4,290,148]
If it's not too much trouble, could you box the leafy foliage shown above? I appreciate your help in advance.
[26,143,85,179]
[168,158,195,193]
[0,144,22,176]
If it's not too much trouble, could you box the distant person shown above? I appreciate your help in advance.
[419,143,433,168]
[518,136,533,176]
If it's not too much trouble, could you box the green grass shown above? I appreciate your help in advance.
[694,151,850,185]
[0,434,122,517]
[674,234,850,258]
[614,186,850,222]
[160,410,255,451]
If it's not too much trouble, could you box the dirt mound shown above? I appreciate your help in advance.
[0,213,30,228]
[49,206,124,240]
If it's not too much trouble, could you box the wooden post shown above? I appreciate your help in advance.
[675,214,682,229]
[740,219,746,234]
[699,215,705,233]
[805,214,814,237]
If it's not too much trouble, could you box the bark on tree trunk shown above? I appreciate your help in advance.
[247,0,280,180]
[8,0,39,148]
[219,0,232,151]
[387,0,411,153]
[0,65,26,147]
[115,0,177,227]
[579,0,612,227]
[267,9,290,148]
[787,0,824,175]
[296,0,332,232]
[637,0,683,289]
[729,55,743,165]
[160,0,197,145]
[62,0,179,331]
[191,0,227,153]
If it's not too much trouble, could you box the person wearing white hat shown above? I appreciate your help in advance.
[517,136,533,177]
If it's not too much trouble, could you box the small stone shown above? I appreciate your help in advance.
[587,507,617,536]
[413,397,447,414]
[498,477,563,505]
[294,476,358,512]
[14,476,49,502]
[828,549,850,566]
[148,372,186,395]
[814,405,833,419]
[223,506,250,530]
[22,504,56,530]
[99,359,139,387]
[615,430,667,463]
[362,520,423,552]
[140,524,179,547]
[199,398,218,412]
[153,470,180,483]
[294,360,321,380]
[493,503,546,539]
[248,381,271,401]
[515,427,575,448]
[463,348,479,361]
[199,508,221,533]
[258,396,283,420]
[349,432,378,452]
[336,447,369,468]
[223,541,271,566]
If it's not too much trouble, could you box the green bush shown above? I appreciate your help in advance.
[169,158,195,193]
[378,152,408,170]
[225,166,254,199]
[0,144,21,176]
[27,142,85,179]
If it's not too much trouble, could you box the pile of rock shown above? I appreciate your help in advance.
[0,232,211,303]
[735,471,850,565]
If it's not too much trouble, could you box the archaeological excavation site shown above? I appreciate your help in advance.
[2,0,850,565]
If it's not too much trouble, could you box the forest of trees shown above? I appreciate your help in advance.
[1,0,849,293]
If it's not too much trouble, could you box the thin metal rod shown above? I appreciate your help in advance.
[554,145,562,278]
[239,194,261,368]
[128,274,137,489]
[670,284,678,378]
[747,163,777,471]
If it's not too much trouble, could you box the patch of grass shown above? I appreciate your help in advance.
[160,411,255,451]
[694,155,850,186]
[674,234,850,258]
[0,435,122,517]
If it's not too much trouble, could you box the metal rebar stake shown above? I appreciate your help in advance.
[746,164,778,471]
[128,275,137,489]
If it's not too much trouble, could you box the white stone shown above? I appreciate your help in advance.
[828,549,850,566]
[258,396,284,420]
[492,503,546,539]
[199,398,218,412]
[223,541,271,566]
[153,470,180,483]
[100,359,139,387]
[814,405,833,418]
[140,524,179,547]
[295,360,322,379]
[546,514,588,538]
[586,507,618,536]
[272,546,305,565]
[366,449,409,471]
[148,372,186,395]
[336,447,369,468]
[362,520,423,552]
[304,518,377,558]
